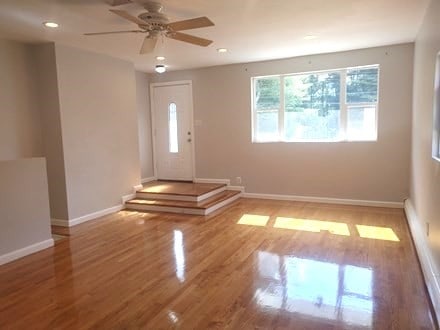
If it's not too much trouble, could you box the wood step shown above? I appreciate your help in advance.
[137,181,227,202]
[126,190,241,215]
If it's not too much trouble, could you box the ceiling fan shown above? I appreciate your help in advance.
[85,0,214,54]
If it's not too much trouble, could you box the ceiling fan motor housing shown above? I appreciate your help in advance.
[138,12,169,28]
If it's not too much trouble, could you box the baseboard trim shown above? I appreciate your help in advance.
[141,176,157,184]
[193,178,231,185]
[122,193,136,204]
[404,199,440,322]
[0,238,54,266]
[228,186,245,192]
[51,218,68,227]
[51,204,123,227]
[242,192,403,208]
[133,184,143,192]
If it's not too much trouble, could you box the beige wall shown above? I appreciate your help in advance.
[32,43,69,220]
[411,0,440,271]
[0,158,52,257]
[136,71,154,180]
[0,39,42,160]
[150,44,414,202]
[54,45,141,219]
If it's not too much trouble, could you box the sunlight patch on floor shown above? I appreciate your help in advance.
[356,225,400,242]
[118,210,139,216]
[274,217,350,236]
[141,184,171,193]
[238,214,270,227]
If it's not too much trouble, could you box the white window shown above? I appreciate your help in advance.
[251,65,379,142]
[433,53,440,162]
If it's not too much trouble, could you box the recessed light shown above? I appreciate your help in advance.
[156,56,165,61]
[43,22,59,28]
[304,35,318,40]
[155,64,166,73]
[217,48,228,53]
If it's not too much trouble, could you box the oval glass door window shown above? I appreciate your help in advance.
[169,103,178,153]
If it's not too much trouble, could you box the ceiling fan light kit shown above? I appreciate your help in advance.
[85,1,215,55]
[155,64,166,73]
[43,21,59,28]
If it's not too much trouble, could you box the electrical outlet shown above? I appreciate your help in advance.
[236,176,242,185]
[427,222,430,237]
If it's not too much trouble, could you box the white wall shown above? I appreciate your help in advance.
[136,71,154,180]
[54,44,141,220]
[411,0,440,279]
[0,158,52,264]
[150,43,414,203]
[32,43,69,220]
[0,39,42,161]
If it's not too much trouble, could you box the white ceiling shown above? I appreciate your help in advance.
[0,0,430,73]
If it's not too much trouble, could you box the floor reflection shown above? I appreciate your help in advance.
[173,230,185,283]
[255,252,373,328]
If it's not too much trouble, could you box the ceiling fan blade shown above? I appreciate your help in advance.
[109,9,146,26]
[168,32,213,47]
[140,37,157,54]
[84,30,143,36]
[105,0,132,6]
[167,17,214,31]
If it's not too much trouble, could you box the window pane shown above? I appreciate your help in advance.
[346,67,379,103]
[254,77,280,141]
[433,54,440,160]
[347,106,377,140]
[169,103,178,153]
[255,77,280,110]
[256,110,279,141]
[284,73,340,140]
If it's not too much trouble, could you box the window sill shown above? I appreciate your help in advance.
[252,138,378,144]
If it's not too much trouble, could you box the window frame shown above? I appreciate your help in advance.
[251,65,380,143]
[432,53,440,162]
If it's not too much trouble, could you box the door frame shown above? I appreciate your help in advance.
[149,80,196,181]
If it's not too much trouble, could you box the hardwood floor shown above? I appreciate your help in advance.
[0,198,436,329]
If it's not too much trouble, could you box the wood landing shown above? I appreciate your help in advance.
[125,181,241,215]
[140,181,226,196]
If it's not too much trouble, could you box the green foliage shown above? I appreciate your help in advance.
[255,77,280,110]
[346,68,378,103]
[285,72,340,116]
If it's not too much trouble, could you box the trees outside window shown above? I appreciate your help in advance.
[252,65,379,142]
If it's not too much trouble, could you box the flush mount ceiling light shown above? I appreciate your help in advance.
[217,48,228,53]
[156,56,166,61]
[43,21,59,28]
[304,35,318,40]
[155,64,166,73]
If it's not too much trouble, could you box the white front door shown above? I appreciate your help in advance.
[151,82,194,181]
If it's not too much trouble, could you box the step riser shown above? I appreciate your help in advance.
[126,203,205,215]
[126,193,241,216]
[136,186,226,202]
[204,192,241,215]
